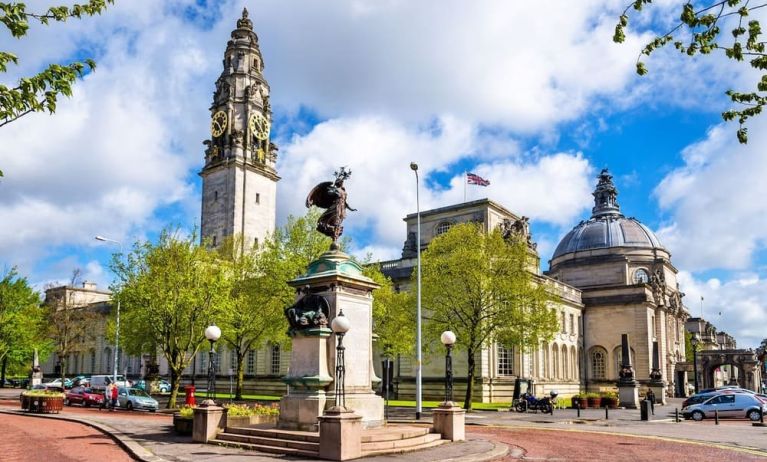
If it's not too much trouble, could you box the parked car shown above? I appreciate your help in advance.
[683,392,767,421]
[45,378,73,389]
[157,379,171,393]
[71,375,90,387]
[90,374,130,390]
[117,387,159,412]
[133,379,171,394]
[64,386,104,407]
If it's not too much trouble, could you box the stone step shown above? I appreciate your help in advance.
[362,434,447,456]
[225,425,320,443]
[361,432,444,452]
[216,432,319,452]
[211,437,318,457]
[361,426,430,442]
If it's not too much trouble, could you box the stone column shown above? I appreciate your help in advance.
[432,405,465,441]
[318,407,363,461]
[193,405,226,443]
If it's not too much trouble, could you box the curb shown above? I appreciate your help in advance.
[0,408,166,462]
[441,440,513,462]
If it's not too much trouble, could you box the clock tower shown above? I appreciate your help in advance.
[200,8,278,250]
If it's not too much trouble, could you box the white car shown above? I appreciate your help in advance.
[683,392,767,421]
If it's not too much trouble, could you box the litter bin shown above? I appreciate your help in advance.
[184,385,196,406]
[640,399,650,421]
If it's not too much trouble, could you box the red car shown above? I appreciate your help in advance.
[64,386,104,407]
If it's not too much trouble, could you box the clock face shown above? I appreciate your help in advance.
[249,113,270,141]
[211,111,227,137]
[633,268,649,284]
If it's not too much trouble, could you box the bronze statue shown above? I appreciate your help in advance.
[306,167,356,249]
[284,293,329,335]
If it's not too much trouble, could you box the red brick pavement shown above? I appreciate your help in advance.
[0,412,134,462]
[470,427,767,461]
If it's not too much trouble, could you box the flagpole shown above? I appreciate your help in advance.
[463,171,467,203]
[700,296,704,318]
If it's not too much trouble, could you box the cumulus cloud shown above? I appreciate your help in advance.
[654,120,767,270]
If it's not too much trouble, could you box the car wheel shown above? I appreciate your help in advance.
[126,402,133,411]
[63,398,70,406]
[692,411,705,421]
[748,410,762,422]
[84,401,91,408]
[150,409,156,413]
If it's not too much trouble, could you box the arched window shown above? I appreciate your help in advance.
[435,222,452,236]
[561,345,568,380]
[497,343,514,376]
[247,350,256,375]
[591,348,606,379]
[553,345,560,379]
[271,344,281,375]
[90,350,96,374]
[103,348,112,374]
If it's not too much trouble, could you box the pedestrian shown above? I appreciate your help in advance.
[646,389,655,415]
[103,383,112,411]
[111,382,119,411]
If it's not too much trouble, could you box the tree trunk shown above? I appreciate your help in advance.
[464,348,475,411]
[168,367,179,409]
[235,348,245,400]
[0,356,7,388]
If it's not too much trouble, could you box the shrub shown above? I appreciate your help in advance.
[21,390,65,398]
[600,391,618,399]
[177,405,195,419]
[224,403,279,417]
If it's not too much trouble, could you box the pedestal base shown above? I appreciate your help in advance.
[432,404,465,441]
[278,392,328,432]
[319,407,363,461]
[193,405,226,443]
[339,391,385,428]
[618,383,639,409]
[649,382,667,405]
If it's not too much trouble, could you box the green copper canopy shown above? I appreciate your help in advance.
[302,250,365,278]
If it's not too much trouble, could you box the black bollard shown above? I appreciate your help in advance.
[550,403,554,415]
[715,409,719,425]
[576,401,580,418]
[761,408,764,424]
[675,408,680,423]
[605,405,609,420]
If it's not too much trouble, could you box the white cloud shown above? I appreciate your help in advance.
[655,120,767,270]
[678,270,767,348]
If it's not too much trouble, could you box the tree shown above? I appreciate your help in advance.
[614,0,767,143]
[0,267,44,386]
[419,222,558,410]
[44,269,100,385]
[363,264,415,359]
[112,229,231,408]
[218,210,332,399]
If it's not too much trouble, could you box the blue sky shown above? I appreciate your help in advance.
[2,0,767,347]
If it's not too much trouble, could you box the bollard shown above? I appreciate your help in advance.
[761,408,764,424]
[640,399,649,421]
[715,409,719,425]
[550,403,554,415]
[675,408,680,423]
[605,405,609,420]
[576,401,580,418]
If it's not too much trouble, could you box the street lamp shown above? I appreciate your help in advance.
[691,333,700,394]
[440,330,456,406]
[331,310,351,409]
[204,324,221,404]
[95,235,123,386]
[410,161,423,420]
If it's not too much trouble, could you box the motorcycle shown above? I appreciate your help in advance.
[513,390,558,413]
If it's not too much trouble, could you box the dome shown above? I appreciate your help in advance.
[552,169,665,260]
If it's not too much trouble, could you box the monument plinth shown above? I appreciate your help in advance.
[617,333,640,409]
[648,340,667,405]
[278,250,383,430]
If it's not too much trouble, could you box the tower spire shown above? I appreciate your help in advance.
[591,168,622,218]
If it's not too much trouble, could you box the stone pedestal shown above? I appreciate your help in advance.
[318,407,363,461]
[279,328,333,431]
[432,404,465,441]
[284,250,384,429]
[649,382,667,405]
[192,405,226,443]
[618,383,639,409]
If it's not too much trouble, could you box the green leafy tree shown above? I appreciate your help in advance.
[419,222,558,410]
[614,0,767,143]
[364,265,415,359]
[44,269,100,386]
[218,209,331,399]
[112,229,231,408]
[0,267,44,385]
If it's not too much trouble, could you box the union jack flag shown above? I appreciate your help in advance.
[467,172,490,186]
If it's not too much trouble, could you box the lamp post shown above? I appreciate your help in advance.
[95,235,123,385]
[204,324,221,404]
[331,310,351,409]
[440,330,456,406]
[691,333,700,394]
[410,161,423,420]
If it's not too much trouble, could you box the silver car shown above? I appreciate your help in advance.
[117,386,159,412]
[683,392,767,421]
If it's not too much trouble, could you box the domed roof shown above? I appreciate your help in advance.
[552,169,665,259]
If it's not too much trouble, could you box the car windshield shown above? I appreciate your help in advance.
[129,389,149,397]
[82,387,93,394]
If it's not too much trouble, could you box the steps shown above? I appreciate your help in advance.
[212,424,448,457]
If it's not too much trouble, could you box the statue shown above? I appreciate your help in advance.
[284,293,330,335]
[306,167,356,249]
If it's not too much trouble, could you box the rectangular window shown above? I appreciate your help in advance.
[230,350,236,375]
[497,344,514,376]
[256,193,260,204]
[569,314,575,335]
[271,345,281,375]
[247,350,256,375]
[214,190,218,201]
[561,312,567,333]
[90,351,96,374]
[212,235,217,246]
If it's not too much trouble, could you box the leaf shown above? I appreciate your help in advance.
[636,62,648,75]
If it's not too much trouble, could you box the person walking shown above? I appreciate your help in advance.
[102,383,112,411]
[110,382,119,411]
